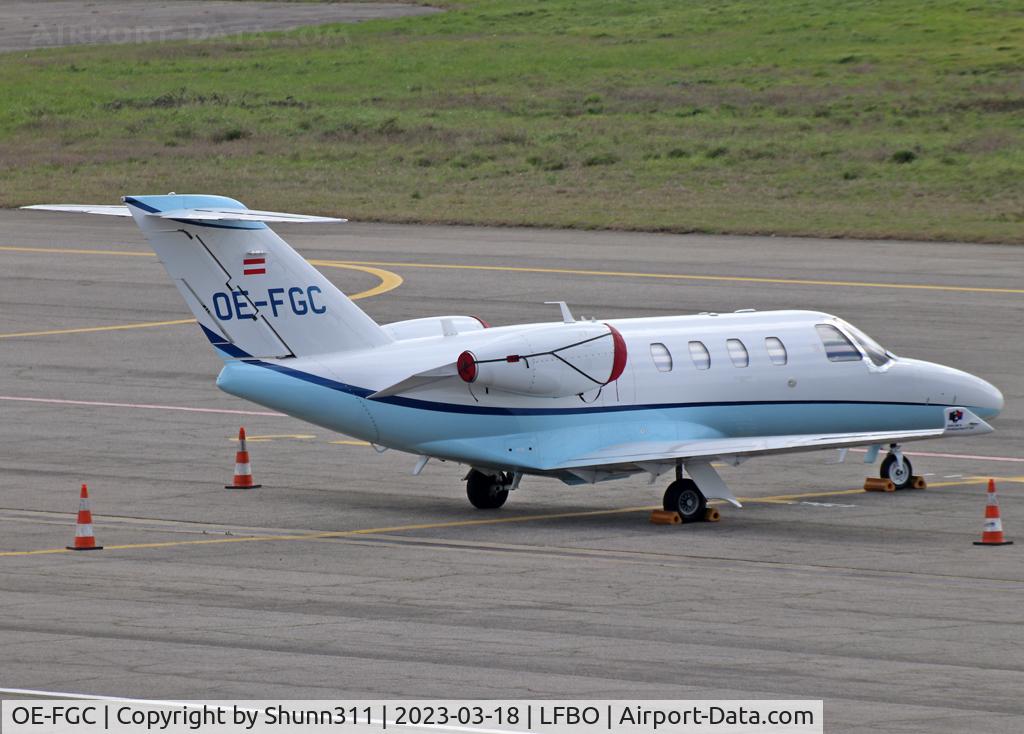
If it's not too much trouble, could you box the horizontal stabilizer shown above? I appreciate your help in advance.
[21,204,131,217]
[151,208,345,224]
[22,203,344,224]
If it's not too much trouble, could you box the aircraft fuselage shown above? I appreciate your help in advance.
[215,309,1003,477]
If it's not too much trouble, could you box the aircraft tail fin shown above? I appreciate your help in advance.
[25,195,392,359]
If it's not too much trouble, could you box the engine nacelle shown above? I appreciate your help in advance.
[383,315,489,341]
[457,323,627,398]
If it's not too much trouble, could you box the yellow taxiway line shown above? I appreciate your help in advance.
[745,478,980,503]
[309,260,403,299]
[0,318,196,339]
[0,246,153,257]
[2,245,1021,295]
[336,260,1024,296]
[231,434,316,442]
[0,256,402,339]
[0,477,997,558]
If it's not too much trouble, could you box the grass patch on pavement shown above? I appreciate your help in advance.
[1,0,1022,242]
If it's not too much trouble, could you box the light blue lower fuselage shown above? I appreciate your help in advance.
[216,359,993,480]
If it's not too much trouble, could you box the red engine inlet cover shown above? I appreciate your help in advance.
[457,350,478,383]
[606,324,628,383]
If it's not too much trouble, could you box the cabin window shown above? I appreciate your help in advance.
[815,324,862,362]
[765,336,788,365]
[726,338,749,367]
[650,343,673,372]
[688,341,711,370]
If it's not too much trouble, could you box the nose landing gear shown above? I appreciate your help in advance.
[880,445,914,490]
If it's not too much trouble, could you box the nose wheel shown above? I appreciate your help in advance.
[663,479,707,523]
[880,451,914,490]
[466,469,511,509]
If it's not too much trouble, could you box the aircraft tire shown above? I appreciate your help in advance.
[466,470,509,509]
[663,479,707,522]
[880,454,914,490]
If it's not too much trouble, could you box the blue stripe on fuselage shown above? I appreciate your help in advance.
[234,355,953,417]
[214,358,966,470]
[198,323,255,359]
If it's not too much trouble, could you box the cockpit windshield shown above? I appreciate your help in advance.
[836,320,894,367]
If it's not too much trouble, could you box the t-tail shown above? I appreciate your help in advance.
[24,195,392,360]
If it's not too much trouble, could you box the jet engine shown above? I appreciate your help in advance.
[457,323,627,398]
[383,315,488,340]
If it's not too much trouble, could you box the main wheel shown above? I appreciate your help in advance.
[880,453,914,490]
[466,470,509,509]
[663,479,707,522]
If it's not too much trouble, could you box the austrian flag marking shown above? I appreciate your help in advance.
[243,255,266,276]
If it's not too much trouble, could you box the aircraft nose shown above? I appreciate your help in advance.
[913,359,1004,419]
[957,370,1004,419]
[978,378,1005,418]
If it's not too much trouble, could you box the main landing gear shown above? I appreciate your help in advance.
[663,479,708,522]
[662,464,710,523]
[880,445,914,490]
[466,469,513,509]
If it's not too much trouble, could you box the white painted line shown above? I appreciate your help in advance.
[0,686,195,706]
[851,447,1024,463]
[0,396,284,417]
[799,501,857,508]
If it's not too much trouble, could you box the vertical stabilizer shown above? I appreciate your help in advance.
[123,194,392,359]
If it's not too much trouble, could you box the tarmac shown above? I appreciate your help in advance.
[0,210,1022,733]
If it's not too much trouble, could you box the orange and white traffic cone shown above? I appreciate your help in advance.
[226,427,261,489]
[973,479,1013,546]
[67,483,102,551]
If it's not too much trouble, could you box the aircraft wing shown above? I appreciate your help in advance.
[557,406,991,475]
[560,428,945,469]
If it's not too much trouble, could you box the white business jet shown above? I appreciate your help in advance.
[25,195,1004,521]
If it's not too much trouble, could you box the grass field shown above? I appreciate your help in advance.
[1,0,1022,242]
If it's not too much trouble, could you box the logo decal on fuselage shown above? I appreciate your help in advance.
[211,286,326,320]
